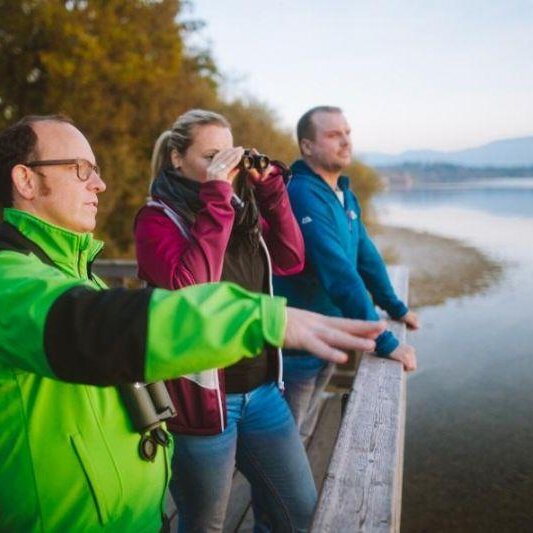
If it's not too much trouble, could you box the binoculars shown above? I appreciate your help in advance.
[120,381,176,433]
[239,150,270,172]
[120,381,176,461]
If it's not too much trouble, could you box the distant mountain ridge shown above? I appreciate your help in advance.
[361,136,533,168]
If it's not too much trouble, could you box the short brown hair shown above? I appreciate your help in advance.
[296,106,343,149]
[0,114,73,207]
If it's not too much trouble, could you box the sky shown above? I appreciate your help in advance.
[183,0,533,154]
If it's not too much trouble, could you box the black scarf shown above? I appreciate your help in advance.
[150,167,202,225]
[150,167,260,249]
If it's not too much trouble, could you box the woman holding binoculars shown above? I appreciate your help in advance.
[134,109,317,532]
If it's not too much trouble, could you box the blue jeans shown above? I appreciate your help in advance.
[283,359,336,439]
[169,382,317,532]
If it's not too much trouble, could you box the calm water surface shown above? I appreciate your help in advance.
[375,178,533,532]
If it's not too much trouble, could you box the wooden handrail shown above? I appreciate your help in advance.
[92,259,137,280]
[311,266,409,533]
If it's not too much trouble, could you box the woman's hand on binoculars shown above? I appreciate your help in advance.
[206,147,244,183]
[248,165,273,184]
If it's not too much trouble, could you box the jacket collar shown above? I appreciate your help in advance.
[3,208,104,278]
[290,159,350,191]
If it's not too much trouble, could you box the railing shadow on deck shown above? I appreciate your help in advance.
[93,261,410,533]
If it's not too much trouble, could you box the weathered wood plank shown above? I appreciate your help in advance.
[311,266,409,533]
[306,394,343,489]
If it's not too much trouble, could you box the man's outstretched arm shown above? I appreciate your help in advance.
[0,252,386,384]
[284,308,385,363]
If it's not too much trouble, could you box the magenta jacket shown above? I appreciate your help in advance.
[134,168,304,435]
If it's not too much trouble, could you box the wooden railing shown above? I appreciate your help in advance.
[93,260,410,532]
[311,266,409,533]
[92,259,138,286]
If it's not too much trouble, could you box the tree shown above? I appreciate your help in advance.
[221,98,298,165]
[0,0,220,253]
[1,0,383,254]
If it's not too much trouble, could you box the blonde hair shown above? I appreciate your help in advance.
[150,109,231,183]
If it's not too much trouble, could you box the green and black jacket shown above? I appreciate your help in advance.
[0,208,286,532]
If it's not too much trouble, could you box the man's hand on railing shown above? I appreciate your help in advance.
[397,310,420,330]
[388,343,417,371]
[284,308,386,364]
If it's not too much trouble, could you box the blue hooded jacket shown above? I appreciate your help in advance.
[274,160,408,370]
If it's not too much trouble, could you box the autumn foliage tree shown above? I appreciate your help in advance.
[0,0,381,255]
[0,0,217,253]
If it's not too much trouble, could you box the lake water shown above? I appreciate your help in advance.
[375,178,533,532]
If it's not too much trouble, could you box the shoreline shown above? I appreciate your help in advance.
[373,225,504,308]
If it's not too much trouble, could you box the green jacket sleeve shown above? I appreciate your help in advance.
[145,283,286,381]
[0,251,287,385]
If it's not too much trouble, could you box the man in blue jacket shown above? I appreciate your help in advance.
[274,106,419,437]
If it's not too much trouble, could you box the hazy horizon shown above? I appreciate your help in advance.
[184,0,533,153]
[362,133,533,157]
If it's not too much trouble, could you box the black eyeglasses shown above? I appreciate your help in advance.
[24,158,100,182]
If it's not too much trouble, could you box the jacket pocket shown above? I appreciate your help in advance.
[70,433,110,525]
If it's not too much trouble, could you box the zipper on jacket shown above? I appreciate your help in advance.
[76,234,92,279]
[153,201,226,435]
